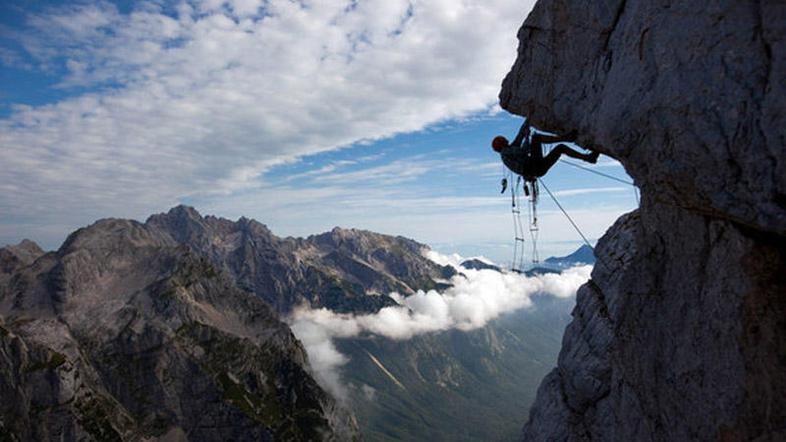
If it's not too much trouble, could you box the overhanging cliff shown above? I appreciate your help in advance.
[500,1,785,440]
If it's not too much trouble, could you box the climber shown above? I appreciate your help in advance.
[492,119,599,180]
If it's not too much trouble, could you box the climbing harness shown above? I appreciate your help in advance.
[558,158,640,205]
[538,178,592,251]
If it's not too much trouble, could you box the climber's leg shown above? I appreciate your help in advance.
[537,144,599,176]
[531,130,577,145]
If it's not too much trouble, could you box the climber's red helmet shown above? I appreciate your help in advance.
[491,136,508,152]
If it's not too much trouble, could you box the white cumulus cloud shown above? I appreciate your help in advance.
[289,251,591,400]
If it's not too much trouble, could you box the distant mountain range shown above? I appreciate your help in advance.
[459,258,501,272]
[460,245,594,275]
[147,206,455,314]
[543,244,595,268]
[0,206,586,441]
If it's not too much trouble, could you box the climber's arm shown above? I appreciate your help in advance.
[511,121,530,147]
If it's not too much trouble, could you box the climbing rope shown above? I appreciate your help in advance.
[558,159,634,185]
[558,158,640,205]
[538,178,593,250]
[538,178,612,272]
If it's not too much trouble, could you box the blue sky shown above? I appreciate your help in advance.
[0,0,637,264]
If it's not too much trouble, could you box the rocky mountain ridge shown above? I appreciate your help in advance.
[0,238,43,277]
[0,206,461,441]
[0,215,361,441]
[500,0,785,440]
[146,205,455,313]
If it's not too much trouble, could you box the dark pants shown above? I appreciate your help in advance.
[520,133,595,179]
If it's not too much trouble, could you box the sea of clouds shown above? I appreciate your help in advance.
[288,250,592,400]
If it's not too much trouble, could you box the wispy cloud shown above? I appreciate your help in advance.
[0,0,534,246]
[553,186,628,197]
[285,160,360,181]
[313,157,434,185]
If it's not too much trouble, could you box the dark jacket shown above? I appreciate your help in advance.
[499,123,538,179]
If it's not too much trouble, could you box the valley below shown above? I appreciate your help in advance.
[336,295,573,441]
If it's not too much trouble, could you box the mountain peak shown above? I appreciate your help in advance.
[2,239,44,256]
[310,226,362,245]
[145,205,205,227]
[58,218,170,255]
[152,204,203,222]
[330,226,356,236]
[544,244,595,267]
[237,216,272,235]
[0,239,45,275]
[145,205,212,244]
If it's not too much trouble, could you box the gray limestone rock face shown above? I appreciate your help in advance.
[500,1,786,440]
[501,0,785,234]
